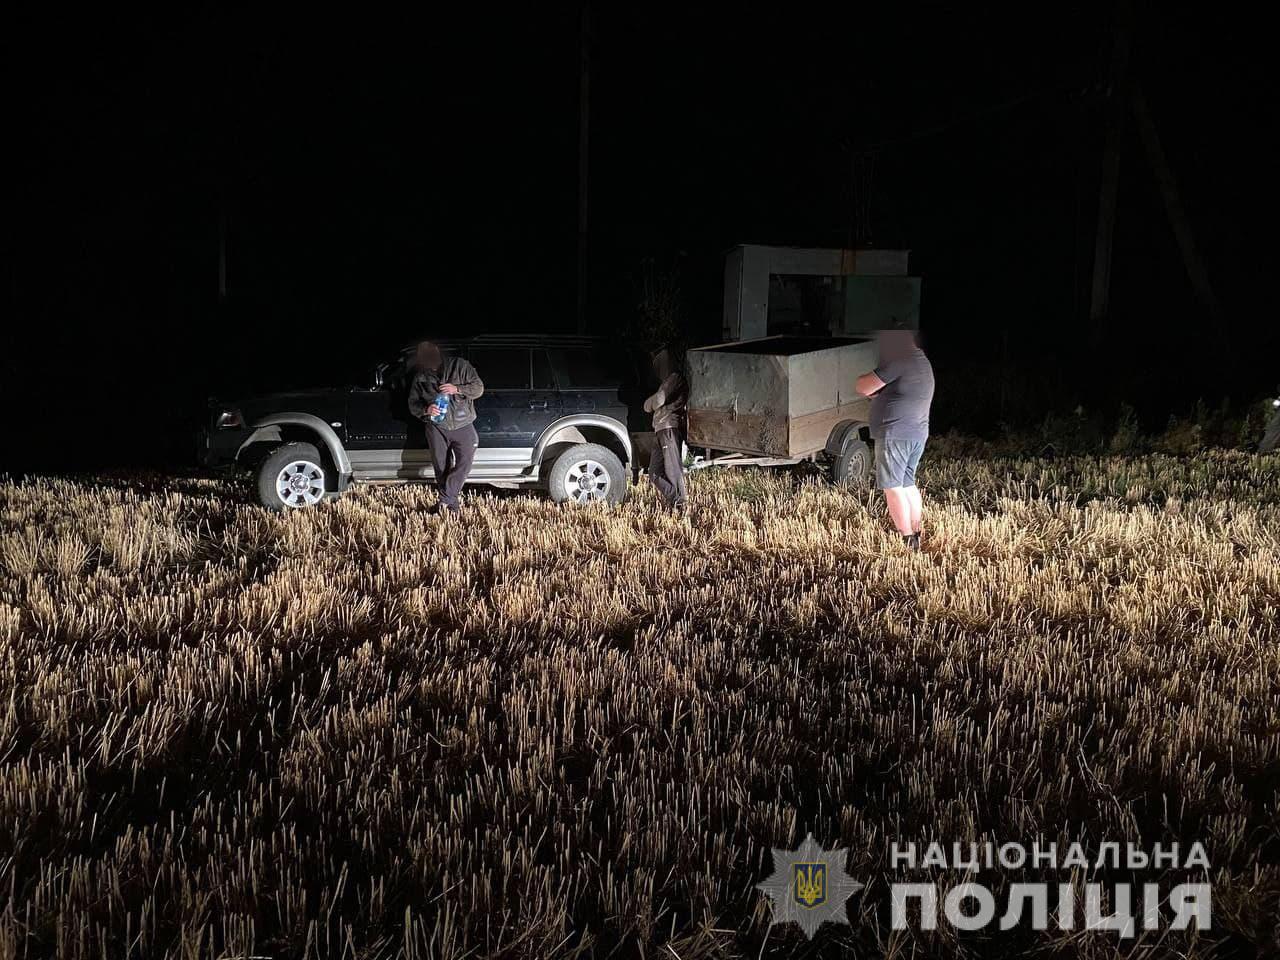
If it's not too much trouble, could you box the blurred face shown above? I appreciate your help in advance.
[652,349,671,379]
[416,342,442,372]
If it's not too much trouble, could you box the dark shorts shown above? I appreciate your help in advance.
[874,438,926,489]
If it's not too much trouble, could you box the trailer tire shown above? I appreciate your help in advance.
[831,439,872,488]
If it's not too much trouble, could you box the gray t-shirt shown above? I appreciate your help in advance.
[869,348,934,441]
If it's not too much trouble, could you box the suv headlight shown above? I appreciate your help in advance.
[216,409,245,429]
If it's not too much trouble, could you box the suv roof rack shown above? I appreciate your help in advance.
[401,333,617,352]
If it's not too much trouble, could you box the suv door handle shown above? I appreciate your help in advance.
[528,400,549,410]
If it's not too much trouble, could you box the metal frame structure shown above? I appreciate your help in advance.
[721,244,915,341]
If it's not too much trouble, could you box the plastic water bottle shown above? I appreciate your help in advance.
[430,392,450,424]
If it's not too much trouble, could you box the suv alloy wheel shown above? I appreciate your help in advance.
[546,443,627,505]
[257,442,328,510]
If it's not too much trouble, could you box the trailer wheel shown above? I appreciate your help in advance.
[831,439,872,488]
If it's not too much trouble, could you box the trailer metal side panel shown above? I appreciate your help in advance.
[687,349,790,455]
[687,336,878,458]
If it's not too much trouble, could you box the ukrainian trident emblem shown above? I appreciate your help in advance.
[793,863,827,908]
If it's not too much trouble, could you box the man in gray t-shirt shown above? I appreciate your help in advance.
[856,330,935,551]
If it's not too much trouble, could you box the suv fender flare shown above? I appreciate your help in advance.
[238,413,353,477]
[533,415,633,467]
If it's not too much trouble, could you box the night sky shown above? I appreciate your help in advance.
[7,4,1273,471]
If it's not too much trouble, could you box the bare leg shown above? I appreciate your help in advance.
[905,485,923,535]
[883,487,914,535]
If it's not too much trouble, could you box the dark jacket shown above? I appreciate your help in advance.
[408,355,485,431]
[644,371,687,433]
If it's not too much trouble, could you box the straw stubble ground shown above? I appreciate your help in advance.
[1,454,1278,958]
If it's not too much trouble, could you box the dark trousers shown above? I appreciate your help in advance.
[648,428,687,507]
[425,422,478,508]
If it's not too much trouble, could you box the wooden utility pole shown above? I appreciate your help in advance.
[218,207,227,302]
[1089,0,1133,337]
[1130,83,1221,327]
[1087,1,1221,344]
[576,0,591,334]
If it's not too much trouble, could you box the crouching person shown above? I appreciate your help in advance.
[856,329,934,550]
[408,341,484,514]
[644,346,688,510]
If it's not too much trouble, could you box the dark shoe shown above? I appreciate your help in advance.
[902,533,921,551]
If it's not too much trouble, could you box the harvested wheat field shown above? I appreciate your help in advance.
[1,453,1278,958]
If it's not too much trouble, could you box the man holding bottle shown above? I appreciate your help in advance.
[408,341,485,514]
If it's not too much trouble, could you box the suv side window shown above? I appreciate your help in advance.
[547,347,627,390]
[378,358,408,392]
[532,349,556,390]
[468,347,530,390]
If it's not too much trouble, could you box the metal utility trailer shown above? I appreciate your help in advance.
[685,335,879,484]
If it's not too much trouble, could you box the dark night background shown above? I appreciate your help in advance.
[6,4,1273,472]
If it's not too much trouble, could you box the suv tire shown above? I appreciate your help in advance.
[546,443,627,505]
[257,442,329,510]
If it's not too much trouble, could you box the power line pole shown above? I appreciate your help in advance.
[1129,83,1221,327]
[1089,0,1133,339]
[218,205,227,303]
[576,0,591,335]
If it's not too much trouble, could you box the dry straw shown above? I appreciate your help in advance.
[0,454,1277,957]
